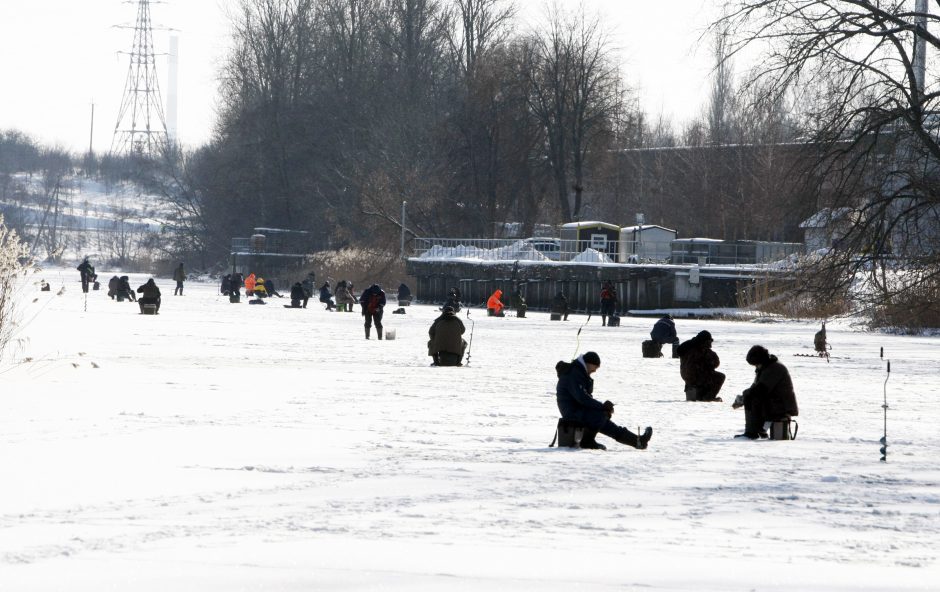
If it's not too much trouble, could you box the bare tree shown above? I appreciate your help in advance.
[519,4,623,222]
[717,1,940,326]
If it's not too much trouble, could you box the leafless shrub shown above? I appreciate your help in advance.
[0,215,33,362]
[308,248,407,293]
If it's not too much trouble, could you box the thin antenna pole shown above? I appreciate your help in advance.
[89,102,95,156]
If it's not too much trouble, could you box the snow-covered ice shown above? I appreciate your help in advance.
[1,267,937,590]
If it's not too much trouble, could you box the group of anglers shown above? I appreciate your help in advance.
[427,287,800,451]
[80,259,800,448]
[555,313,800,450]
[78,257,168,314]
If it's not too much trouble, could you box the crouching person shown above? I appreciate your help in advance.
[428,306,467,366]
[733,346,799,439]
[555,351,653,450]
[289,282,306,308]
[676,330,725,401]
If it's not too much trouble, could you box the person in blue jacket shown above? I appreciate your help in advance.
[650,314,678,345]
[555,351,653,450]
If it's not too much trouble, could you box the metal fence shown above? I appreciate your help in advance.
[412,237,802,266]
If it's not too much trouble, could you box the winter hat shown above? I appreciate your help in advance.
[696,330,713,342]
[746,345,771,366]
[582,351,601,367]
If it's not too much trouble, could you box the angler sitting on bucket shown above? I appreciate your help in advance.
[555,351,653,450]
[733,346,799,440]
[428,305,466,366]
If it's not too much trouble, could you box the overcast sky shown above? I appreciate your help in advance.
[0,0,721,154]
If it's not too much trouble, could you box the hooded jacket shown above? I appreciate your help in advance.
[487,290,504,313]
[428,311,466,354]
[555,356,608,428]
[677,332,720,385]
[359,284,386,315]
[137,279,161,299]
[650,316,678,344]
[744,355,799,418]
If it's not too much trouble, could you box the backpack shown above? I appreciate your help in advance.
[367,293,382,313]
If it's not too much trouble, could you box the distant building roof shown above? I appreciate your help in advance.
[799,207,855,229]
[620,224,676,234]
[560,221,620,230]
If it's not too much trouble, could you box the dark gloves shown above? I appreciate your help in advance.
[603,400,615,417]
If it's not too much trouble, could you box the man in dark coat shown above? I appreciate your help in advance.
[107,275,121,299]
[555,351,653,450]
[676,330,725,401]
[733,345,800,439]
[428,306,466,366]
[397,283,412,305]
[136,278,162,313]
[173,262,185,295]
[289,282,306,308]
[650,315,679,345]
[117,276,136,302]
[77,258,95,293]
[319,282,335,310]
[230,272,243,298]
[359,283,387,339]
[550,292,570,320]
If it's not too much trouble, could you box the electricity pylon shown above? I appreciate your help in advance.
[110,0,168,158]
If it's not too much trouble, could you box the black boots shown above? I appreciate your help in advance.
[365,326,370,339]
[377,328,383,340]
[617,427,653,449]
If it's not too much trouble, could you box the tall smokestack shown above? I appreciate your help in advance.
[167,35,179,143]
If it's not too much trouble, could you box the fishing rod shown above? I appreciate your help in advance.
[571,310,592,359]
[465,308,475,366]
[880,347,889,463]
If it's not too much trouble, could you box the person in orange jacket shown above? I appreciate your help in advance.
[487,289,505,316]
[244,273,257,296]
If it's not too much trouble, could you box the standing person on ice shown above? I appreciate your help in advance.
[359,283,386,339]
[77,257,96,293]
[555,351,653,450]
[551,291,570,320]
[600,282,618,326]
[427,305,467,366]
[676,330,725,402]
[733,345,799,439]
[173,262,185,295]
